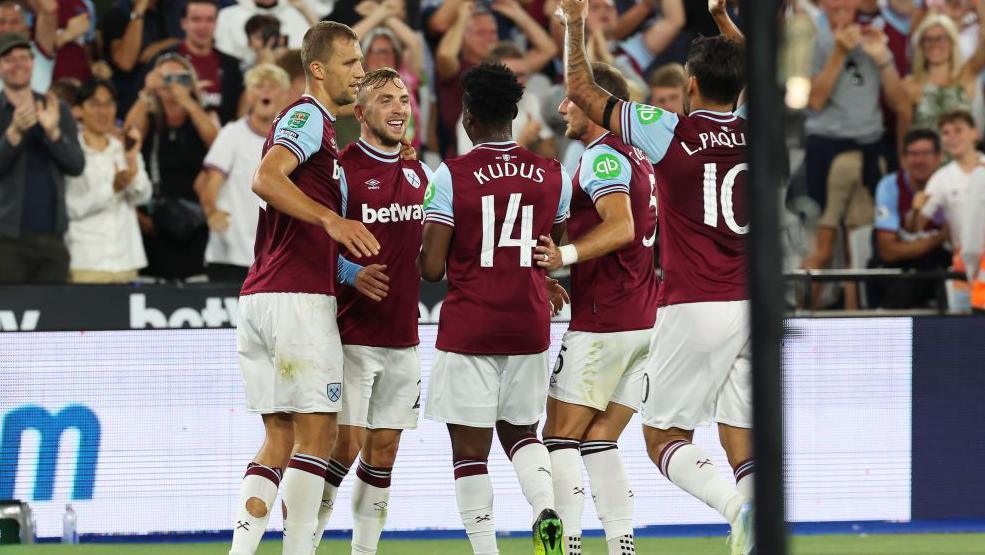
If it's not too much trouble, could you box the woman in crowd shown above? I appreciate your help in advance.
[65,79,152,283]
[124,53,219,281]
[902,5,985,132]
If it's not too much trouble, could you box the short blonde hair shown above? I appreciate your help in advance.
[911,14,962,83]
[245,63,290,90]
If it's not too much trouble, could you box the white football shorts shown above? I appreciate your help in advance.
[641,300,751,430]
[425,350,551,428]
[237,293,344,414]
[339,345,421,429]
[548,328,653,412]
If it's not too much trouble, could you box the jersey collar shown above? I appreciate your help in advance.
[356,138,400,163]
[302,94,336,122]
[585,131,611,149]
[690,109,738,123]
[473,140,519,152]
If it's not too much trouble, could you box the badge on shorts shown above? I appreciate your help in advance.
[288,111,310,129]
[327,382,342,402]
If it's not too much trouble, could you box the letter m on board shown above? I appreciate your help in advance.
[0,405,101,501]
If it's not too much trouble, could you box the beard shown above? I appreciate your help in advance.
[564,119,587,141]
[367,119,403,148]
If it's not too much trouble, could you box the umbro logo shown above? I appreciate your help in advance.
[366,179,381,190]
[374,501,388,512]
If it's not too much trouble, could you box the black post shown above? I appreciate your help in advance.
[741,1,788,554]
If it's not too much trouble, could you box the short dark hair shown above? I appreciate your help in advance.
[902,128,941,153]
[245,14,280,38]
[938,109,975,130]
[685,36,744,106]
[50,78,81,106]
[301,21,358,77]
[592,62,630,103]
[462,62,523,127]
[276,49,304,82]
[357,67,403,105]
[184,0,218,18]
[75,78,116,106]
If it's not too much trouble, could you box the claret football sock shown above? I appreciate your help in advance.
[229,462,281,555]
[659,441,744,523]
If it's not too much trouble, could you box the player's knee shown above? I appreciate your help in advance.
[245,497,268,518]
[366,433,400,467]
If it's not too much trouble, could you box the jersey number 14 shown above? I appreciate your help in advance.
[481,193,535,267]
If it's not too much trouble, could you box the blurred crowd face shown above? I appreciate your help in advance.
[183,2,218,50]
[650,85,685,115]
[463,13,498,62]
[821,0,860,28]
[0,46,33,90]
[587,0,617,34]
[248,78,287,121]
[358,77,411,148]
[79,85,117,137]
[0,3,28,36]
[902,138,943,184]
[155,59,195,107]
[558,96,589,141]
[920,24,954,67]
[940,119,978,158]
[322,38,365,106]
[365,35,398,72]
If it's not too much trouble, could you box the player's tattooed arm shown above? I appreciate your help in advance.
[418,223,453,281]
[709,0,744,47]
[253,147,380,257]
[561,0,623,138]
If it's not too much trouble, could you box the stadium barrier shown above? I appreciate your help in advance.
[1,286,983,540]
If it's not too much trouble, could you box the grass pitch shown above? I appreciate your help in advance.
[5,534,985,554]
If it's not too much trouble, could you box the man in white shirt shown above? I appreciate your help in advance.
[917,110,985,312]
[196,63,290,283]
[214,0,314,67]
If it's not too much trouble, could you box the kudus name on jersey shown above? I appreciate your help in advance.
[473,161,546,185]
[681,129,747,156]
[362,203,425,224]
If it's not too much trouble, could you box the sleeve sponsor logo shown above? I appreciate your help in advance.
[287,111,310,129]
[423,180,435,209]
[592,153,622,179]
[635,104,664,125]
[276,128,299,140]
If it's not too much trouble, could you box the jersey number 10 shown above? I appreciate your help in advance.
[481,193,536,267]
[702,162,748,235]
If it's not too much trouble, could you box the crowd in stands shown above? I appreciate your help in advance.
[0,0,981,312]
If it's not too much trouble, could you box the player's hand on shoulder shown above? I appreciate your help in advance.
[355,264,390,302]
[399,140,418,162]
[546,277,570,316]
[322,214,381,258]
[535,235,563,271]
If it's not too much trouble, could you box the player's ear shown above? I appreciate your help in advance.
[353,103,365,122]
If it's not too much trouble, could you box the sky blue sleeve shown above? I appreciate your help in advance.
[578,145,632,203]
[618,101,680,165]
[423,163,454,227]
[873,174,900,232]
[555,166,572,224]
[734,104,747,120]
[272,102,324,164]
[336,256,363,286]
[617,33,655,73]
[339,166,349,217]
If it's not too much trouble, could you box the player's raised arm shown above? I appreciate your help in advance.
[252,146,380,257]
[560,0,623,138]
[709,0,744,47]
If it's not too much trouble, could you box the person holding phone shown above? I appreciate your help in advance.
[65,78,152,284]
[123,53,219,280]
